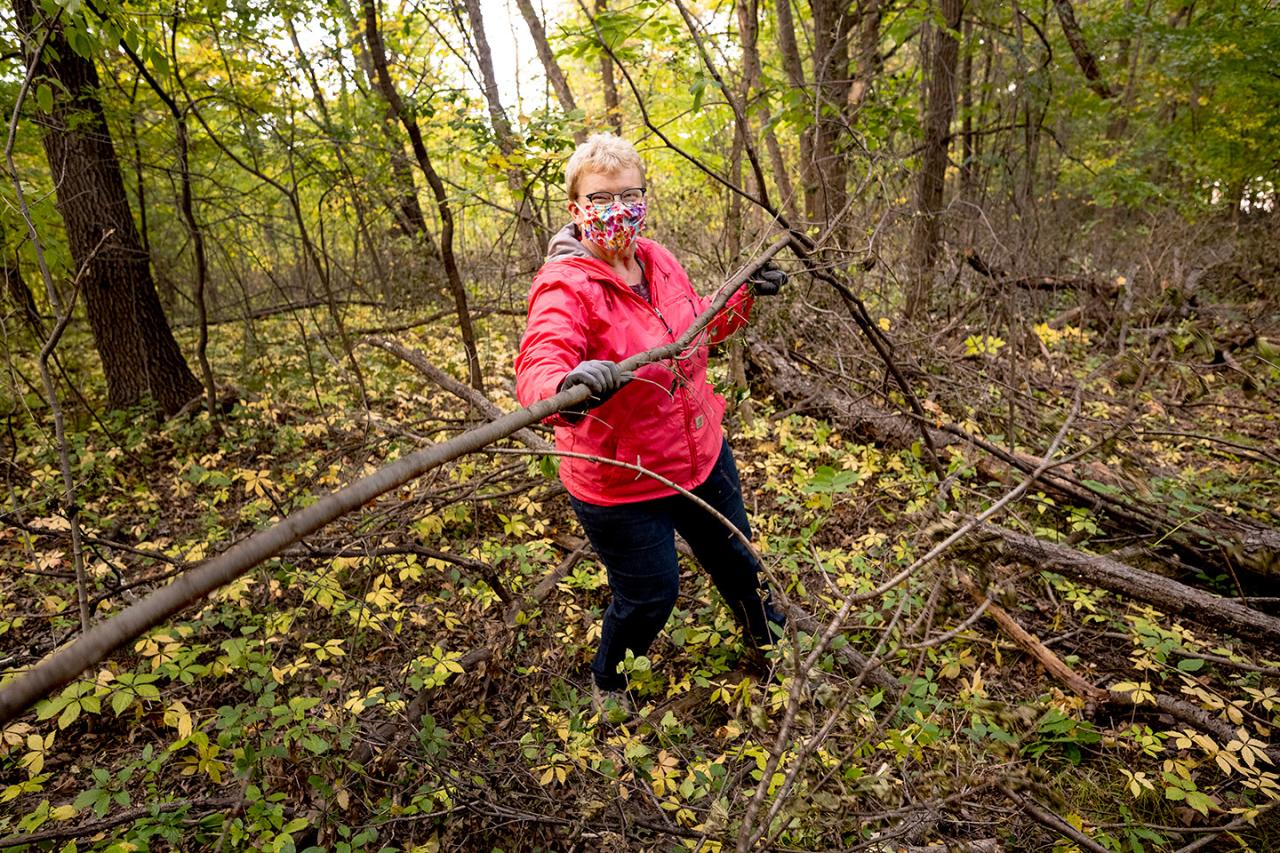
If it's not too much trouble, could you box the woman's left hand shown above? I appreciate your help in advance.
[749,261,788,296]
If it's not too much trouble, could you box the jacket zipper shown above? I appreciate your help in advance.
[601,262,700,484]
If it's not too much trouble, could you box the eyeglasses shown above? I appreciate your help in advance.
[581,187,646,207]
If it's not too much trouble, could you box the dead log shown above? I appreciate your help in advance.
[746,341,1280,579]
[965,525,1280,646]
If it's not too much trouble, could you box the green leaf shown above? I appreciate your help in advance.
[73,787,101,810]
[281,817,310,834]
[689,76,707,113]
[1177,657,1205,672]
[58,701,81,729]
[35,83,53,113]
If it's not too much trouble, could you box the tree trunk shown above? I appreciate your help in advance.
[808,0,854,227]
[736,0,798,222]
[846,0,883,113]
[1051,0,1113,99]
[907,0,963,319]
[14,0,201,416]
[513,0,586,144]
[338,0,443,264]
[362,0,484,390]
[772,0,815,224]
[459,0,545,267]
[595,0,623,134]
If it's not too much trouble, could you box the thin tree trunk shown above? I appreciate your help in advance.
[736,0,797,222]
[363,0,484,390]
[595,0,623,133]
[514,0,585,144]
[1052,0,1114,99]
[1105,0,1143,140]
[772,0,814,222]
[14,0,201,416]
[459,0,545,267]
[846,0,883,112]
[338,0,443,270]
[808,0,854,226]
[959,14,975,222]
[907,0,963,319]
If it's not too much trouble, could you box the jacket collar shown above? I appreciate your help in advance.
[544,222,594,263]
[542,222,668,292]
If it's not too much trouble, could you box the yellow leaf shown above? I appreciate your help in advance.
[50,804,77,821]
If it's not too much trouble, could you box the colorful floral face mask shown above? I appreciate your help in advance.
[574,199,647,254]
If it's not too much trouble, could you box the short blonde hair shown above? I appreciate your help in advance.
[565,133,646,200]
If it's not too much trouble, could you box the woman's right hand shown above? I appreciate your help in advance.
[559,360,632,410]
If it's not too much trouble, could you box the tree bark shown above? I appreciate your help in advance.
[1051,0,1114,99]
[807,0,854,226]
[362,0,484,390]
[513,0,585,144]
[736,0,798,222]
[772,0,815,223]
[595,0,623,134]
[459,0,545,266]
[14,0,201,416]
[907,0,963,319]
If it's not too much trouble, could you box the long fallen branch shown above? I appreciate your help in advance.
[0,236,792,727]
[0,798,245,850]
[364,335,552,453]
[957,566,1270,756]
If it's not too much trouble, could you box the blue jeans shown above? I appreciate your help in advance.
[570,439,784,690]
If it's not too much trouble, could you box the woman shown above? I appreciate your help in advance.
[514,134,786,723]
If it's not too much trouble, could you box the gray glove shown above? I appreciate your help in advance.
[559,360,631,412]
[748,260,787,296]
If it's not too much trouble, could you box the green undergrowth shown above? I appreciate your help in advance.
[1,306,1277,851]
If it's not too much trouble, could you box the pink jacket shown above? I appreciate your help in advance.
[514,225,755,505]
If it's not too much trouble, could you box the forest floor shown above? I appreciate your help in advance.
[1,242,1279,851]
